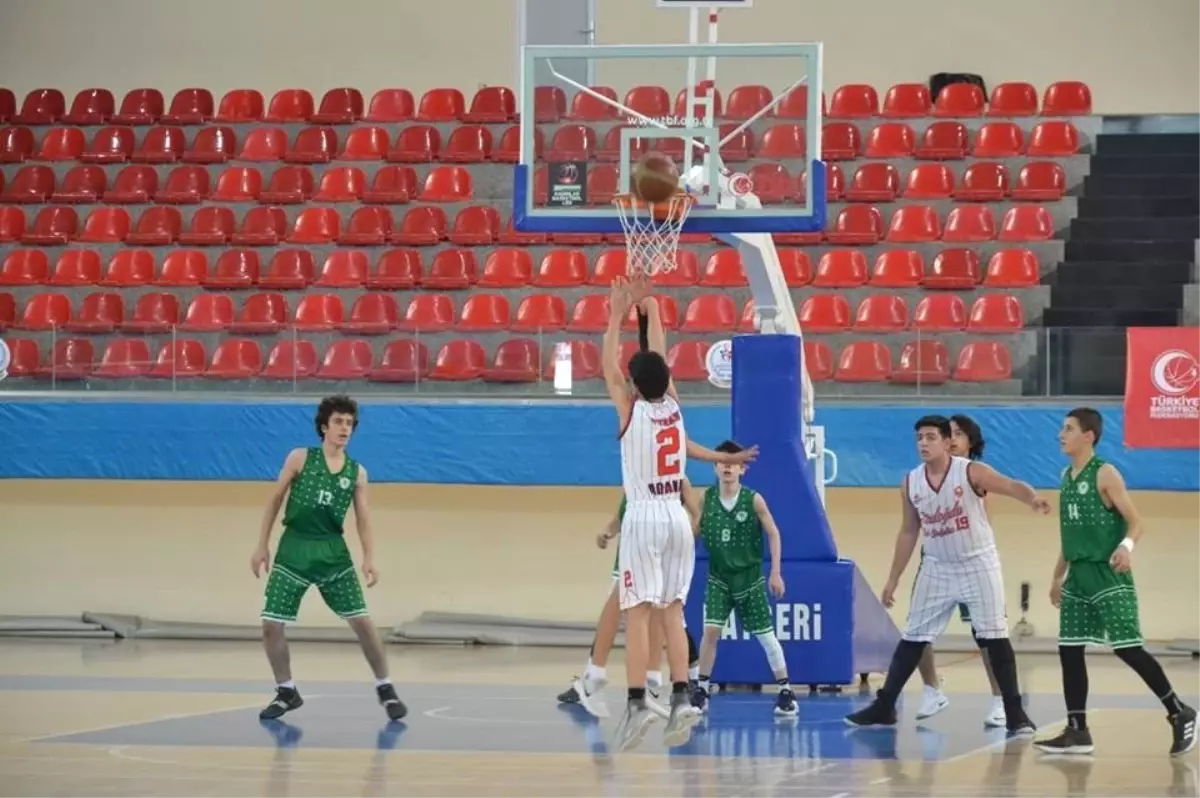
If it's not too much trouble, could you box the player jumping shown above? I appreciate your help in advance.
[1033,408,1196,756]
[251,395,407,722]
[845,415,1043,734]
[689,440,799,718]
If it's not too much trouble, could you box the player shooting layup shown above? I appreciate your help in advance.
[846,415,1043,733]
[603,275,754,751]
[251,395,406,722]
[1034,408,1195,757]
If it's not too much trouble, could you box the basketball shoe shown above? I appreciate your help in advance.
[1033,725,1095,755]
[259,685,303,720]
[572,675,610,719]
[614,697,655,752]
[663,691,701,747]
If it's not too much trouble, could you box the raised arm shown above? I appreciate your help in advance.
[967,461,1051,514]
[602,277,634,425]
[881,476,922,608]
[681,477,702,534]
[687,439,759,465]
[629,276,679,402]
[251,447,307,577]
[352,465,378,587]
[1097,463,1142,573]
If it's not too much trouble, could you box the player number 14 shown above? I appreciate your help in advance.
[1066,503,1080,521]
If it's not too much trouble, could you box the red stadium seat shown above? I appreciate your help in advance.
[132,126,185,163]
[1027,121,1080,156]
[887,205,941,242]
[3,338,39,376]
[1000,205,1054,241]
[826,205,883,245]
[757,124,806,158]
[666,341,709,382]
[498,214,546,246]
[215,89,264,123]
[590,249,626,285]
[915,121,968,160]
[367,339,429,382]
[955,162,1009,201]
[465,86,515,123]
[854,294,909,332]
[1042,81,1092,116]
[913,293,967,331]
[457,293,510,331]
[418,88,466,122]
[531,249,585,287]
[569,87,620,121]
[814,250,868,287]
[367,249,423,289]
[542,340,601,381]
[24,206,79,244]
[681,294,737,332]
[50,166,104,204]
[113,89,164,126]
[161,88,213,125]
[316,340,373,379]
[569,294,610,332]
[775,86,823,119]
[16,292,71,330]
[238,128,287,161]
[903,164,954,199]
[821,122,861,160]
[0,126,35,163]
[341,206,393,246]
[587,164,619,205]
[366,89,416,123]
[804,341,834,382]
[287,207,341,244]
[799,294,851,332]
[973,122,1024,157]
[156,249,208,286]
[363,166,417,204]
[1012,161,1066,201]
[623,85,669,119]
[101,165,156,203]
[126,206,181,246]
[101,249,155,287]
[213,167,262,202]
[285,126,337,164]
[342,293,400,334]
[431,339,487,381]
[865,123,915,158]
[35,127,85,162]
[494,125,541,164]
[259,249,315,289]
[546,124,596,161]
[512,294,567,332]
[424,248,478,289]
[50,249,101,286]
[178,206,235,246]
[616,341,641,378]
[421,166,473,202]
[718,122,754,162]
[260,166,315,204]
[954,341,1013,382]
[339,126,389,161]
[37,337,95,380]
[148,340,207,378]
[881,84,932,118]
[387,125,441,162]
[78,126,134,164]
[988,82,1038,117]
[891,339,951,385]
[313,166,365,203]
[179,294,234,331]
[180,126,236,165]
[482,338,541,383]
[835,341,892,383]
[726,85,772,120]
[225,291,283,331]
[315,250,369,287]
[206,248,261,289]
[393,206,447,245]
[155,166,210,204]
[934,83,986,117]
[449,204,499,246]
[0,89,13,123]
[870,249,924,287]
[943,205,997,242]
[829,84,878,118]
[313,88,364,125]
[293,293,344,331]
[985,248,1039,287]
[64,88,115,125]
[597,125,645,162]
[123,292,180,333]
[747,163,794,204]
[776,249,813,286]
[204,339,262,379]
[651,250,699,287]
[845,163,900,202]
[701,250,747,287]
[264,90,314,123]
[2,165,55,203]
[401,294,455,332]
[95,339,152,378]
[968,294,1024,332]
[16,89,65,125]
[674,82,722,120]
[0,207,27,242]
[623,295,679,331]
[442,124,494,163]
[924,248,981,289]
[0,249,49,285]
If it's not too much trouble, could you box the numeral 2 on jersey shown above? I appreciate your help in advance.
[655,426,682,477]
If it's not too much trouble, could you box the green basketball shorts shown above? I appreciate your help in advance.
[261,532,368,624]
[704,567,772,636]
[1058,560,1143,649]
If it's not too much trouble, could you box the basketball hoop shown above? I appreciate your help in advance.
[613,192,696,276]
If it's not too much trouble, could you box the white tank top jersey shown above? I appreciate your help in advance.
[620,395,688,505]
[906,455,996,563]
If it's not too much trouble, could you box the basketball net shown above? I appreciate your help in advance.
[613,193,695,277]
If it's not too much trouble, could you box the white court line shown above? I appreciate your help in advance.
[421,705,571,726]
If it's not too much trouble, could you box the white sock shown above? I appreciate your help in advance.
[688,665,700,682]
[278,680,295,690]
[776,680,791,693]
[646,670,663,689]
[584,662,606,682]
[755,631,788,674]
[375,677,391,688]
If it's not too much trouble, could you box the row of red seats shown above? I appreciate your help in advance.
[2,290,1028,334]
[0,119,1083,164]
[0,202,1059,248]
[0,81,1092,127]
[1,246,1041,290]
[1,336,1015,384]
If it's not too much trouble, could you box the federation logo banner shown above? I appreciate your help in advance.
[1124,327,1200,449]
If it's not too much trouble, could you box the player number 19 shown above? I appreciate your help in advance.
[1066,503,1080,521]
[655,426,682,477]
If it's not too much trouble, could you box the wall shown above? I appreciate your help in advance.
[0,0,1196,114]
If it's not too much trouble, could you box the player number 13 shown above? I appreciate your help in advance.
[317,489,334,506]
[655,426,682,477]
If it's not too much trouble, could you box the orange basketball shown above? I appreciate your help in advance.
[633,151,680,203]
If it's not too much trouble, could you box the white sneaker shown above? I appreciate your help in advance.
[573,676,610,719]
[915,685,950,720]
[646,685,670,720]
[984,696,1007,728]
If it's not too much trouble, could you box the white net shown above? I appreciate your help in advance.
[613,193,695,277]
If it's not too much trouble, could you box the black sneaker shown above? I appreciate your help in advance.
[557,680,582,704]
[774,688,799,718]
[1169,704,1197,757]
[1033,726,1095,755]
[690,684,709,713]
[259,686,303,720]
[376,683,408,721]
[844,692,897,728]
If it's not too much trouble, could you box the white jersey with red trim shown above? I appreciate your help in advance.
[906,455,996,563]
[620,395,688,505]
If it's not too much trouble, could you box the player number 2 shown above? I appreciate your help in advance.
[655,426,682,477]
[1066,503,1080,521]
[317,489,334,506]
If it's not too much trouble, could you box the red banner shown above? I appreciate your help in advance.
[1124,327,1200,449]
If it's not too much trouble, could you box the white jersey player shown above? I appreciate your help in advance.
[845,414,1048,734]
[601,275,754,752]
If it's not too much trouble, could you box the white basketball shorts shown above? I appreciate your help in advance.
[617,502,694,611]
[904,549,1008,642]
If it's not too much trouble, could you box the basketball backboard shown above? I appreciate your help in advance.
[512,41,826,234]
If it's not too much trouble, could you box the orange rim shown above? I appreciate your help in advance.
[613,192,695,223]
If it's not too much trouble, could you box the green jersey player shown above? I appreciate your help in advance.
[1034,408,1195,757]
[251,395,406,722]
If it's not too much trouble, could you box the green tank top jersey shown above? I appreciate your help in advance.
[282,447,360,538]
[700,487,763,575]
[1059,456,1127,563]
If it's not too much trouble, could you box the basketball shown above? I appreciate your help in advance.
[633,151,680,203]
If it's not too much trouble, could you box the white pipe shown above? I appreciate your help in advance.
[718,74,810,147]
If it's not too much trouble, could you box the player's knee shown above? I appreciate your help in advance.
[971,628,987,649]
[755,631,788,673]
[1113,644,1148,665]
[261,619,286,638]
[702,625,721,645]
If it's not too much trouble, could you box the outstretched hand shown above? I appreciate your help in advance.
[1031,497,1052,515]
[609,276,632,318]
[724,445,760,465]
[628,272,653,308]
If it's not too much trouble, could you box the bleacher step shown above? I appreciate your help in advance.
[1050,261,1194,286]
[1097,133,1200,157]
[1083,174,1200,199]
[1077,195,1200,218]
[1041,307,1180,327]
[1086,154,1200,176]
[1065,239,1197,262]
[1050,284,1184,309]
[1070,216,1200,241]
